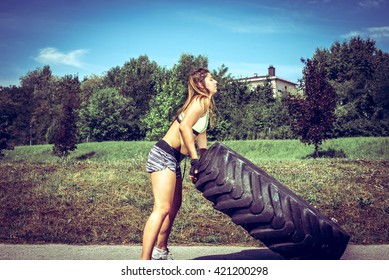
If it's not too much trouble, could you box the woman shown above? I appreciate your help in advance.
[141,68,217,260]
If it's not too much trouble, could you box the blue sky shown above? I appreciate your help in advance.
[1,0,388,87]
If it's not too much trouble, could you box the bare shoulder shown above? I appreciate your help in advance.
[191,96,210,113]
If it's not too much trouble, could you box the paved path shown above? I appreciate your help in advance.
[0,244,388,260]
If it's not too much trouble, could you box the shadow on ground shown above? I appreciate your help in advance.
[303,148,347,159]
[76,151,96,160]
[193,249,284,260]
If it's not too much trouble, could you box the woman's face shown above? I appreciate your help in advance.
[203,73,218,95]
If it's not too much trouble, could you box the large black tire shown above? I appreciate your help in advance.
[195,142,350,260]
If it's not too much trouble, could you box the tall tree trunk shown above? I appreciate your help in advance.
[314,143,319,159]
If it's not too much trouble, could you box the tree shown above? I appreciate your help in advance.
[78,88,136,141]
[0,88,17,157]
[214,78,250,140]
[20,65,55,144]
[245,80,278,139]
[52,75,81,158]
[170,54,209,113]
[0,115,14,158]
[286,58,336,158]
[369,50,389,134]
[141,69,185,140]
[174,53,208,86]
[142,75,182,141]
[208,65,233,140]
[313,36,389,137]
[80,74,105,104]
[211,65,292,140]
[0,85,33,146]
[103,66,121,88]
[117,55,160,139]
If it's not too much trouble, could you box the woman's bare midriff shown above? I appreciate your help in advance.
[162,120,190,156]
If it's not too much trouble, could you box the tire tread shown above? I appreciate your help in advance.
[195,142,350,259]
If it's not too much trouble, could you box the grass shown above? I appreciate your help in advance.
[222,137,389,161]
[7,141,153,164]
[0,137,388,246]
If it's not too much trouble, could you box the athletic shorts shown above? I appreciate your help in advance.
[146,140,186,178]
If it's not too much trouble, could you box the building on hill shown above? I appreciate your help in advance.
[238,65,298,97]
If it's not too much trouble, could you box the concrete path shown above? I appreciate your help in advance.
[0,244,388,260]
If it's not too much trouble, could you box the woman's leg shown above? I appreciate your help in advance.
[140,169,177,260]
[155,176,183,250]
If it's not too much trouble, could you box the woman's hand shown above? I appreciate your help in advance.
[189,159,200,183]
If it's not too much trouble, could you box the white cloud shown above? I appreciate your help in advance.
[342,31,363,38]
[342,26,389,40]
[366,26,389,38]
[358,0,385,8]
[35,47,88,68]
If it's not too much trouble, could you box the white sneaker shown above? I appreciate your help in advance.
[151,247,173,260]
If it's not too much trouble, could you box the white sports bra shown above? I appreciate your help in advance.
[177,110,209,135]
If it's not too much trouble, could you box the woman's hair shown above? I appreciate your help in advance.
[177,68,216,127]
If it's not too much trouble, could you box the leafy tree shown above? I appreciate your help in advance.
[142,70,185,140]
[211,65,292,140]
[52,75,81,158]
[0,85,33,146]
[117,55,160,139]
[212,64,265,140]
[0,88,17,157]
[208,65,230,139]
[313,36,389,136]
[214,78,250,140]
[0,116,14,158]
[20,66,55,144]
[245,81,277,139]
[103,66,121,88]
[174,53,209,86]
[80,74,105,104]
[286,58,336,158]
[368,49,389,135]
[268,95,295,139]
[78,88,136,141]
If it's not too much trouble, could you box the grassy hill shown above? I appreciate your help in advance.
[5,137,389,163]
[0,137,388,246]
